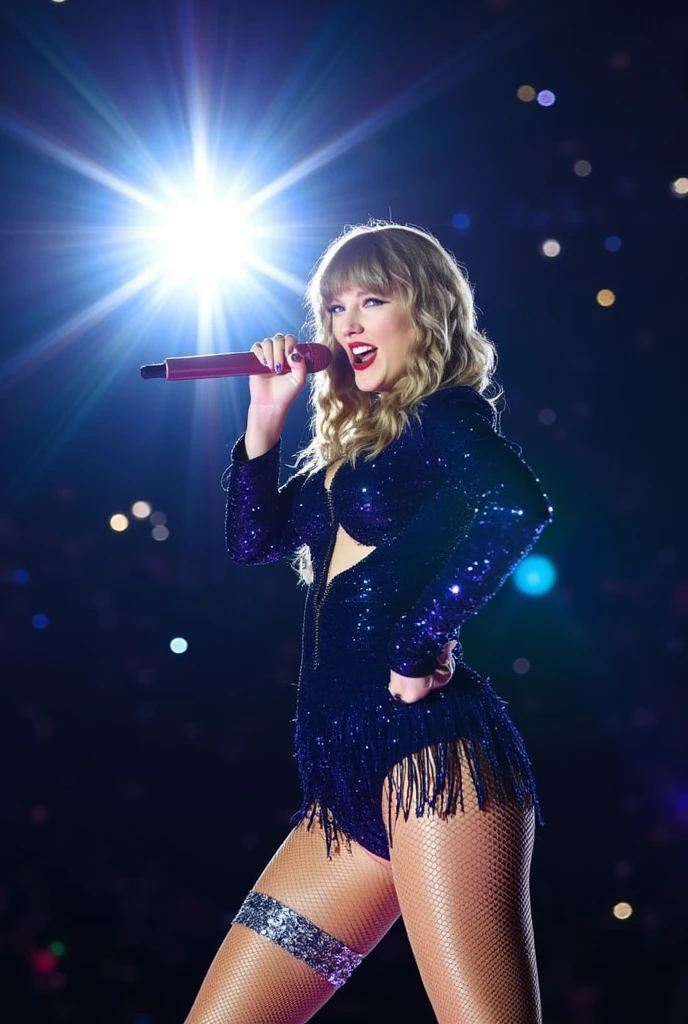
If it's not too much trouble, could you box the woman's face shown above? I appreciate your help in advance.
[327,286,415,393]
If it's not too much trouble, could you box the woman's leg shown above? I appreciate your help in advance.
[385,743,542,1024]
[184,818,400,1024]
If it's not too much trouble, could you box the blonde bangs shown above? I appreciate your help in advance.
[315,231,407,307]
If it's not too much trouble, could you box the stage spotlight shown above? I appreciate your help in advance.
[148,188,253,293]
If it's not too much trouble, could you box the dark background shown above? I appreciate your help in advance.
[0,0,686,1021]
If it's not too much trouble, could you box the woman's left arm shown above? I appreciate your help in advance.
[388,429,553,695]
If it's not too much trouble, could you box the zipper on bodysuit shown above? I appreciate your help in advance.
[313,487,335,669]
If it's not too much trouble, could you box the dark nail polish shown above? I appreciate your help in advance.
[289,351,302,362]
[275,363,282,373]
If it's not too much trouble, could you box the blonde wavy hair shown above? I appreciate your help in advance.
[290,220,503,584]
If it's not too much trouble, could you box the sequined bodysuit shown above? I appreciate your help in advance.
[224,386,553,859]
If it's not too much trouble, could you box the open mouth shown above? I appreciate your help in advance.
[351,346,378,370]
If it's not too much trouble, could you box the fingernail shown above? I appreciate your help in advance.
[289,351,302,362]
[275,363,282,373]
[263,358,269,366]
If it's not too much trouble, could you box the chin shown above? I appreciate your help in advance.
[357,380,387,394]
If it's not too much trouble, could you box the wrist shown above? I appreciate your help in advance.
[245,406,286,459]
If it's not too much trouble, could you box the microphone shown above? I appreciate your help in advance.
[141,343,332,381]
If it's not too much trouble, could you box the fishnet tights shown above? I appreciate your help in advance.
[184,743,542,1023]
[387,745,542,1023]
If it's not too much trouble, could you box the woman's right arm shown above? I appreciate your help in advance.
[223,333,309,565]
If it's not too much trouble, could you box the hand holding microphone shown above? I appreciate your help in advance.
[247,333,309,416]
[140,335,332,451]
[140,337,331,386]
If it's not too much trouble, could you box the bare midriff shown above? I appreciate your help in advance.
[323,459,377,589]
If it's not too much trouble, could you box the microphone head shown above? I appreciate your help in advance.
[300,343,332,373]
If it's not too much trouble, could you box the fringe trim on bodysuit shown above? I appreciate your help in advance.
[291,672,542,860]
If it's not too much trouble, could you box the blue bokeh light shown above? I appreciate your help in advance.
[170,637,189,654]
[513,555,557,596]
[13,568,31,585]
[604,235,623,252]
[31,614,50,630]
[451,212,471,232]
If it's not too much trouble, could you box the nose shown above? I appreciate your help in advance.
[342,317,363,337]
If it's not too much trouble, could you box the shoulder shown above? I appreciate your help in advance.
[415,386,501,448]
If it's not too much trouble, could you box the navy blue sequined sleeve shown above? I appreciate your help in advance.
[388,418,553,679]
[223,435,306,565]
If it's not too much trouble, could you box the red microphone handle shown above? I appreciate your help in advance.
[141,343,331,381]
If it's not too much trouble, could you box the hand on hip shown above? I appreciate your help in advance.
[389,640,458,704]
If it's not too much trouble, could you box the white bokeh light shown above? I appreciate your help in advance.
[132,501,152,519]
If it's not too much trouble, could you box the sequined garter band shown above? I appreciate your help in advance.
[232,890,364,988]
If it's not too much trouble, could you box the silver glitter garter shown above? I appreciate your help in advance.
[232,890,363,988]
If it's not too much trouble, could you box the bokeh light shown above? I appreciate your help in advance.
[31,614,50,630]
[541,239,561,258]
[152,525,170,542]
[513,657,531,675]
[13,568,30,585]
[170,637,189,654]
[513,555,557,596]
[132,501,152,519]
[609,50,632,71]
[670,177,688,197]
[32,950,58,974]
[597,288,616,307]
[451,212,471,232]
[48,941,67,957]
[149,511,167,526]
[517,85,536,102]
[574,160,592,177]
[613,902,633,920]
[110,514,129,532]
[537,90,556,107]
[604,235,622,252]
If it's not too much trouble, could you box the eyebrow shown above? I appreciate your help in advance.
[329,287,380,300]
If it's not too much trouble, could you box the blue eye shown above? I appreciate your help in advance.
[326,297,385,314]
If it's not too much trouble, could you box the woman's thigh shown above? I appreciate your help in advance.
[385,743,542,1024]
[184,818,401,1024]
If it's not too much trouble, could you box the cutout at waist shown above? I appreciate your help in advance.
[325,524,377,589]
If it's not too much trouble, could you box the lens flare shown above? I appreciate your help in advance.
[148,190,253,289]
